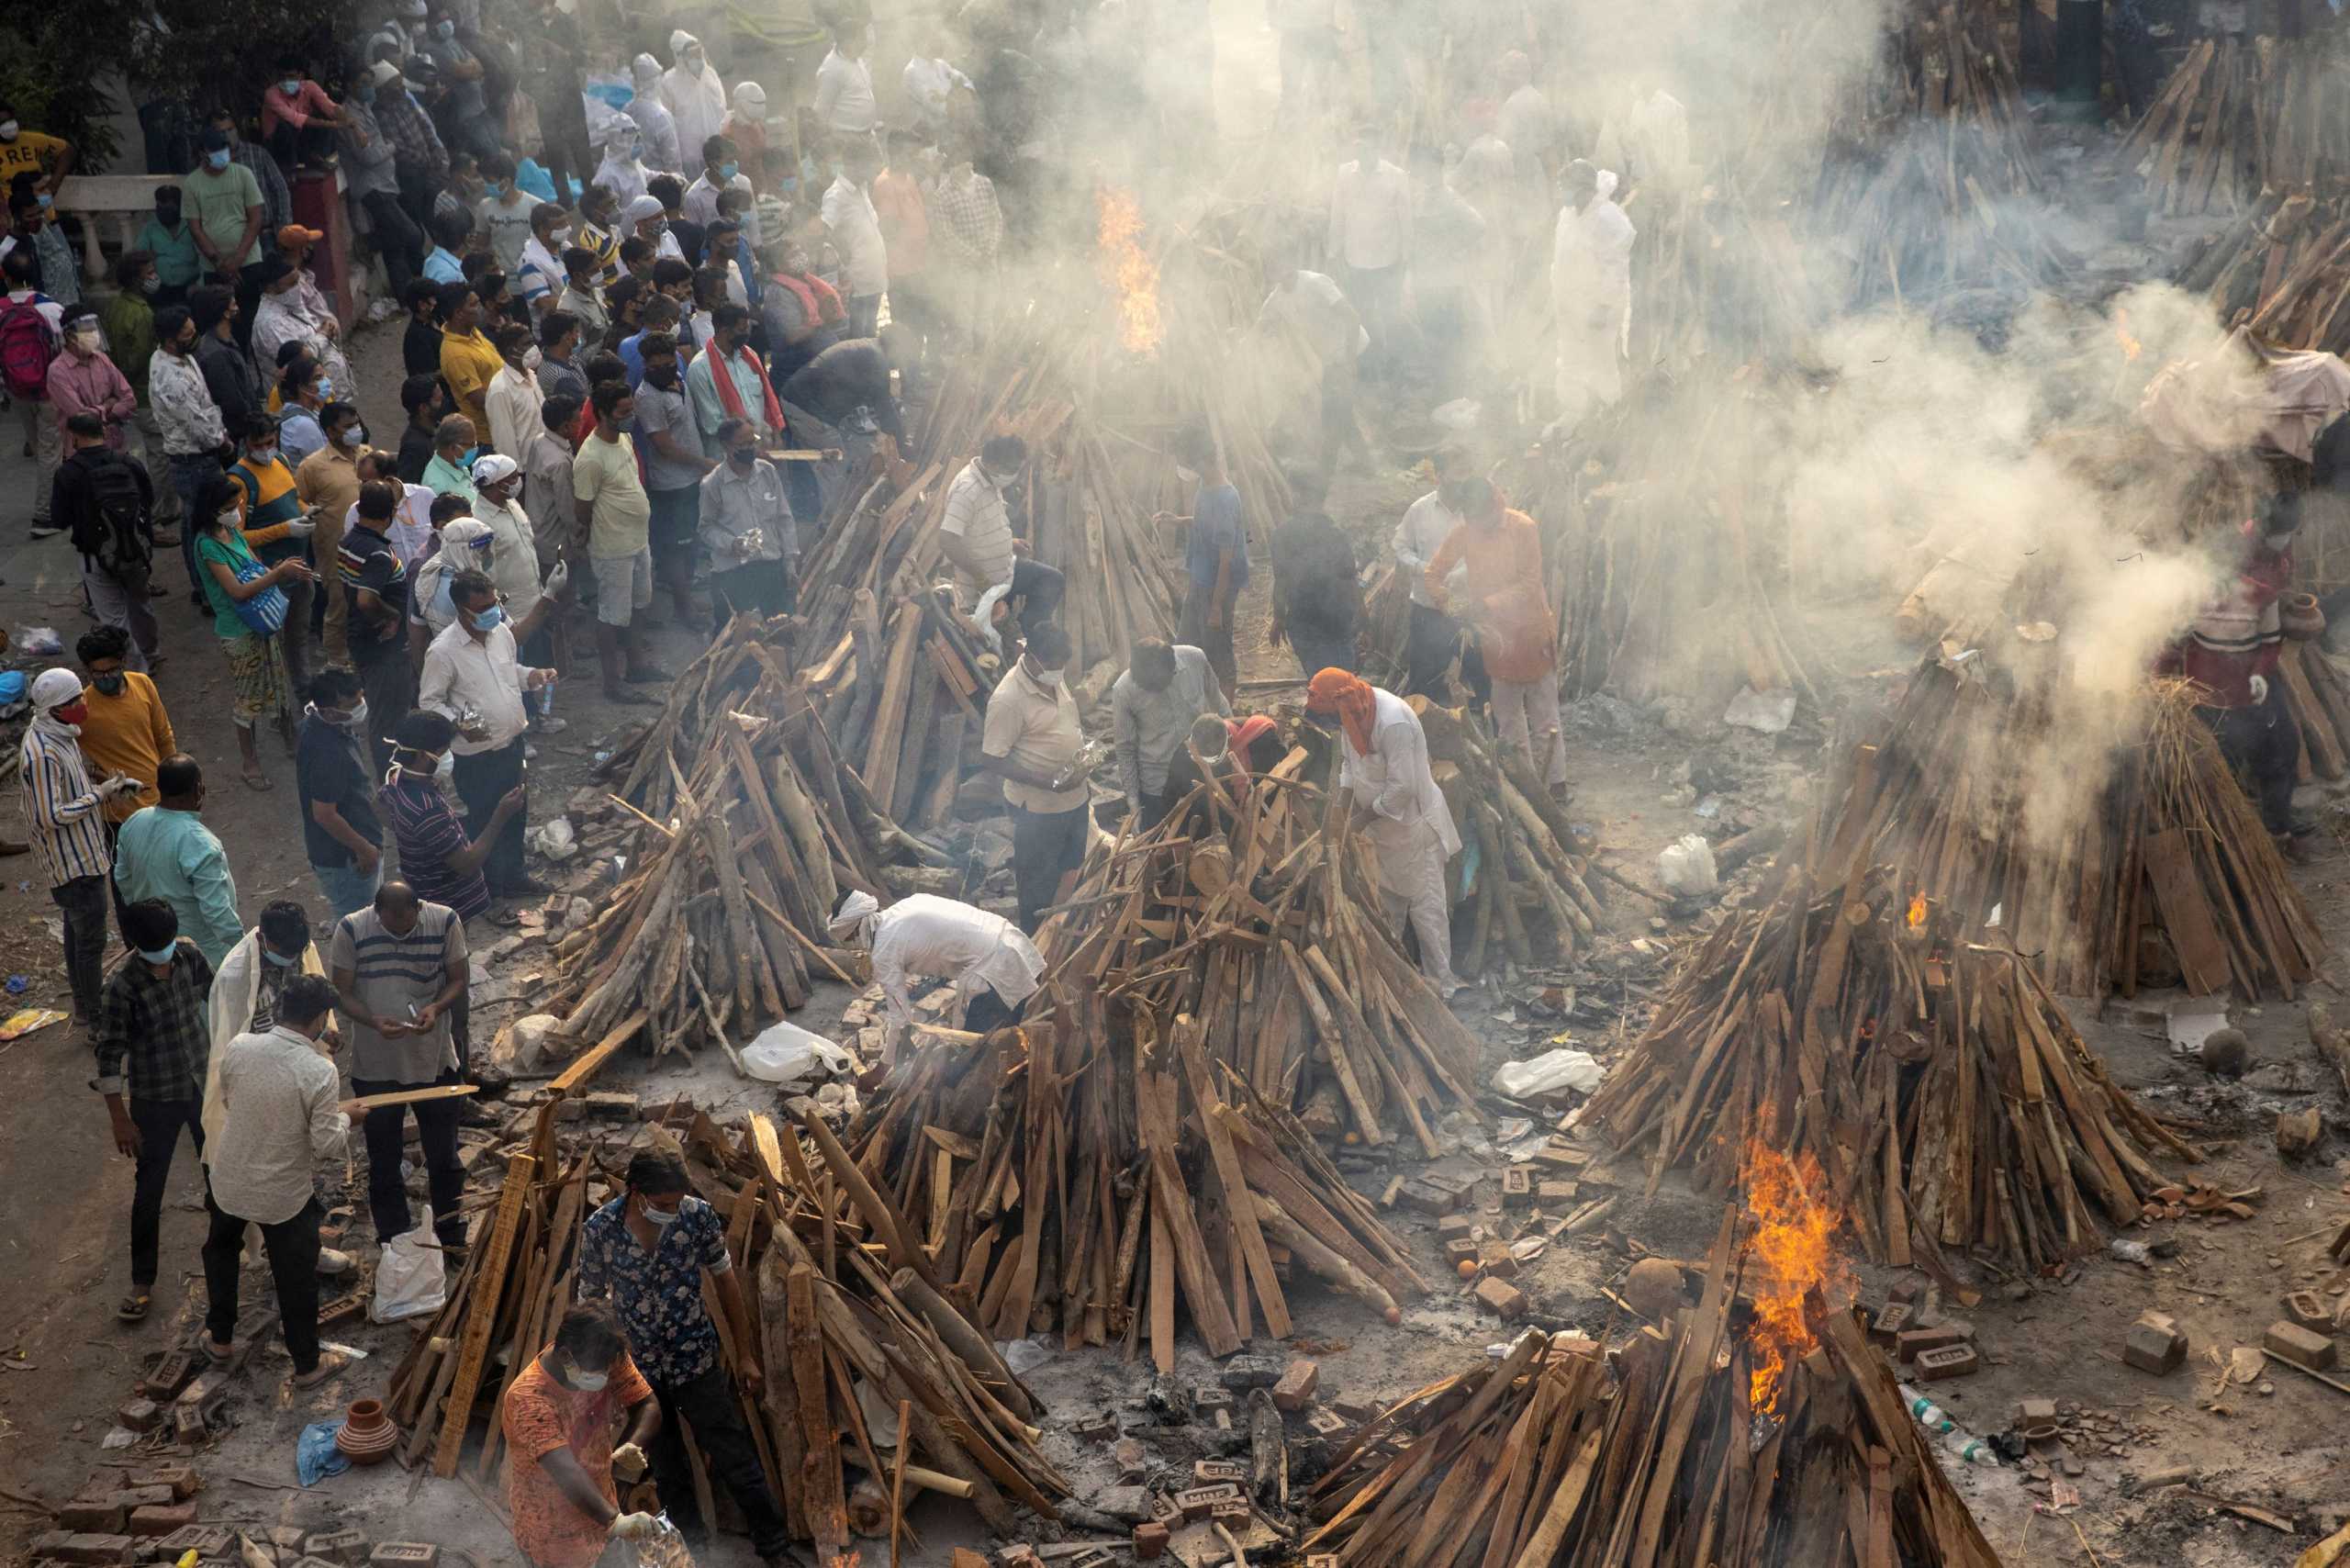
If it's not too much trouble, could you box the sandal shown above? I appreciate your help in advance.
[116,1292,151,1322]
[292,1351,350,1389]
[241,768,274,792]
[202,1335,240,1362]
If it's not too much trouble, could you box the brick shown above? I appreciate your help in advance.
[1133,1523,1169,1561]
[129,1505,196,1538]
[130,1468,199,1502]
[2263,1320,2337,1371]
[370,1549,441,1568]
[269,1527,309,1550]
[1147,1492,1182,1526]
[1473,1276,1528,1320]
[1444,1238,1481,1271]
[1113,1438,1148,1484]
[2015,1397,2058,1431]
[56,1500,127,1534]
[153,1527,234,1559]
[1273,1359,1320,1412]
[171,1404,207,1448]
[1190,1385,1234,1412]
[1913,1344,1980,1381]
[1304,1406,1348,1436]
[2123,1313,2187,1375]
[31,1534,137,1566]
[1175,1484,1241,1520]
[1887,1277,1924,1305]
[1536,1180,1578,1207]
[305,1529,369,1565]
[1193,1460,1247,1484]
[1867,1303,1912,1348]
[113,1489,173,1511]
[114,1397,162,1434]
[1307,1557,1341,1568]
[1436,1214,1474,1240]
[1218,1354,1284,1390]
[1500,1167,1533,1204]
[1073,1412,1118,1443]
[140,1352,196,1403]
[1531,1145,1586,1171]
[290,1559,343,1568]
[1397,1179,1460,1215]
[2283,1290,2331,1329]
[1210,1501,1251,1530]
[1896,1326,1967,1363]
[583,1091,638,1119]
[1328,1396,1375,1422]
[1478,1243,1520,1280]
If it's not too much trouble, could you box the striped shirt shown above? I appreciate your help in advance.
[330,902,467,1084]
[19,722,111,888]
[379,774,491,919]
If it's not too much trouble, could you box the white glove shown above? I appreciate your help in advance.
[609,1512,659,1541]
[283,518,317,539]
[97,775,145,800]
[2250,674,2269,705]
[545,561,571,597]
[611,1441,648,1481]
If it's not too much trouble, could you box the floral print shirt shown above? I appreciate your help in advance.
[578,1194,730,1384]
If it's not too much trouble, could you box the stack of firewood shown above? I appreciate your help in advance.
[2181,187,2350,354]
[386,1103,1066,1553]
[1577,850,2197,1277]
[1304,1219,2006,1568]
[2124,37,2350,217]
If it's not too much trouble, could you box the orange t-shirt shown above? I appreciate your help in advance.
[1421,507,1557,683]
[502,1347,655,1568]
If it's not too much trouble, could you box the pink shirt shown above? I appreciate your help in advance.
[262,81,339,138]
[46,350,135,449]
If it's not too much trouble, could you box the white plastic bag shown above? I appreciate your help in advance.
[371,1222,448,1324]
[1722,685,1796,734]
[530,816,580,862]
[742,1020,851,1084]
[1492,1048,1605,1100]
[1656,834,1718,897]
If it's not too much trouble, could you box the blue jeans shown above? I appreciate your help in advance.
[169,452,220,597]
[311,857,382,920]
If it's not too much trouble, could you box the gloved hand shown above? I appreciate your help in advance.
[282,517,317,539]
[97,775,146,800]
[611,1441,649,1481]
[545,561,571,598]
[609,1511,658,1540]
[2250,674,2270,705]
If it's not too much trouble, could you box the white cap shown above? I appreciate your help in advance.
[368,61,401,88]
[670,28,698,55]
[30,667,83,710]
[472,452,520,487]
[732,81,767,111]
[623,193,665,224]
[632,53,662,87]
[828,889,880,942]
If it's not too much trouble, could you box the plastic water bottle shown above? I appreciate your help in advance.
[1900,1385,1999,1466]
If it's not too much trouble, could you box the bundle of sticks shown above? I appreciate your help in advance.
[1304,1219,2005,1568]
[1812,657,2322,999]
[2123,37,2350,217]
[800,582,993,834]
[2181,187,2350,354]
[1578,847,2196,1276]
[386,1102,1068,1553]
[543,622,946,1069]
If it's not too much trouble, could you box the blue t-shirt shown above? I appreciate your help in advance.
[423,247,464,284]
[1186,482,1249,595]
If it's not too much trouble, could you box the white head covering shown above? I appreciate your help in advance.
[623,193,665,225]
[368,60,402,88]
[632,52,664,92]
[732,81,767,116]
[439,517,495,553]
[472,453,520,487]
[669,28,698,57]
[604,111,640,143]
[30,667,84,711]
[828,890,881,944]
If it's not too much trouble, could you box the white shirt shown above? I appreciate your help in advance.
[938,458,1013,608]
[822,175,888,297]
[593,153,649,209]
[683,170,756,234]
[472,494,543,621]
[342,482,438,568]
[419,619,543,754]
[902,56,973,120]
[1393,489,1468,610]
[1327,158,1411,272]
[814,49,878,134]
[252,291,352,390]
[661,62,729,167]
[1337,687,1461,857]
[868,893,1046,1033]
[1259,271,1366,365]
[487,363,547,465]
[1552,172,1637,347]
[207,1025,350,1226]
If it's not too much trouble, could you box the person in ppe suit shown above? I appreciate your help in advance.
[1304,666,1463,999]
[660,32,729,176]
[627,53,683,174]
[828,889,1046,1045]
[592,113,651,209]
[1549,159,1635,435]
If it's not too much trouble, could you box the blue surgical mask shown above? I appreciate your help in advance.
[207,149,231,170]
[468,603,507,632]
[279,79,302,95]
[318,377,335,398]
[138,944,178,965]
[485,180,504,198]
[263,946,297,968]
[355,84,377,106]
[35,192,50,209]
[434,17,454,37]
[718,161,738,183]
[463,444,482,465]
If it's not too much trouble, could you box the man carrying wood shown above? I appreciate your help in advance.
[1306,667,1464,999]
[200,972,352,1387]
[1420,476,1566,796]
[979,621,1091,932]
[1111,635,1229,828]
[828,887,1046,1038]
[577,1148,793,1567]
[501,1300,666,1568]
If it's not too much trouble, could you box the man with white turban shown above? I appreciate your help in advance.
[593,113,650,207]
[627,53,683,173]
[660,31,729,174]
[1550,159,1635,434]
[827,890,1045,1040]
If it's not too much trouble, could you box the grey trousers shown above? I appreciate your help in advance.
[84,564,159,667]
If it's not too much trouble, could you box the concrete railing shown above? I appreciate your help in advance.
[53,174,178,282]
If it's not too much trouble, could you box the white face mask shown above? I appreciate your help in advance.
[522,345,543,369]
[1030,661,1064,684]
[1174,464,1199,484]
[2264,532,2296,551]
[641,1196,680,1226]
[567,1361,609,1393]
[551,227,572,246]
[0,122,17,140]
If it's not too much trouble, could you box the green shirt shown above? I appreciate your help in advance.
[98,293,156,405]
[113,806,243,969]
[135,218,205,288]
[182,163,265,269]
[196,531,263,640]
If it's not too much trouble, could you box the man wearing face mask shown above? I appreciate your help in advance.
[631,329,712,625]
[54,414,161,672]
[183,129,266,295]
[940,435,1058,639]
[76,624,172,936]
[339,62,426,298]
[683,134,753,232]
[660,32,730,174]
[252,252,352,398]
[151,303,231,600]
[514,204,568,321]
[467,454,565,732]
[0,102,74,190]
[684,301,780,448]
[475,151,535,273]
[134,187,203,306]
[23,668,144,1028]
[423,4,500,162]
[822,138,888,341]
[592,116,652,210]
[381,712,511,920]
[92,898,216,1325]
[420,569,554,899]
[578,1148,790,1567]
[47,306,135,455]
[487,319,549,459]
[503,1302,664,1568]
[626,55,683,174]
[296,670,385,915]
[261,54,344,174]
[113,755,243,969]
[699,417,794,633]
[980,622,1091,933]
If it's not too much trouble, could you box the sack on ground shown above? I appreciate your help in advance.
[371,1222,447,1323]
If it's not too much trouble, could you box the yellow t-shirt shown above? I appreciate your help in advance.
[0,131,67,185]
[440,328,503,436]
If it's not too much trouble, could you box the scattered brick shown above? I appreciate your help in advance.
[2282,1291,2331,1330]
[1192,1460,1247,1484]
[130,1468,199,1502]
[1147,1492,1182,1526]
[114,1398,161,1434]
[1867,1303,1912,1348]
[30,1534,137,1565]
[1887,1277,1924,1306]
[1190,1386,1234,1412]
[1217,1354,1283,1390]
[1112,1439,1148,1484]
[1913,1344,1980,1381]
[1896,1326,1967,1363]
[1536,1179,1578,1207]
[1272,1360,1320,1412]
[369,1548,441,1568]
[1133,1523,1169,1562]
[55,1501,127,1534]
[306,1529,369,1565]
[128,1504,196,1538]
[1436,1214,1474,1240]
[1500,1167,1533,1205]
[139,1353,196,1403]
[1073,1412,1118,1443]
[1304,1406,1348,1436]
[153,1526,235,1558]
[1175,1484,1241,1520]
[1479,1243,1520,1280]
[1473,1276,1528,1321]
[2263,1320,2337,1372]
[1397,1179,1460,1216]
[2123,1312,2188,1375]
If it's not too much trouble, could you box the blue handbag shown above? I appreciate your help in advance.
[229,553,289,636]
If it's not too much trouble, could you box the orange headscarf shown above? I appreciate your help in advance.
[1306,667,1378,757]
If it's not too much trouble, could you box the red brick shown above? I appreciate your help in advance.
[153,1526,235,1558]
[2123,1312,2187,1374]
[1272,1359,1320,1412]
[369,1549,441,1568]
[2283,1291,2331,1330]
[1473,1276,1528,1320]
[1913,1344,1980,1381]
[30,1534,137,1565]
[1895,1326,1966,1363]
[306,1529,370,1565]
[1133,1523,1169,1561]
[1192,1460,1247,1484]
[114,1398,161,1433]
[128,1503,196,1537]
[1175,1483,1241,1520]
[129,1467,199,1501]
[55,1500,127,1534]
[2264,1320,2337,1372]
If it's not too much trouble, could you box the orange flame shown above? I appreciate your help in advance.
[1906,893,1927,930]
[1095,185,1163,355]
[1742,1141,1851,1416]
[2115,308,2143,364]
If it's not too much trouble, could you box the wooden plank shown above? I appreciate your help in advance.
[546,1010,650,1095]
[1175,1014,1292,1340]
[432,1151,539,1477]
[789,1261,848,1548]
[2142,826,2231,993]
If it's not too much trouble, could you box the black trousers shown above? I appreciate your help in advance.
[2202,690,2302,837]
[710,557,794,638]
[1405,600,1488,706]
[1010,555,1065,644]
[267,121,338,170]
[355,652,415,777]
[352,1067,469,1247]
[1013,804,1089,932]
[964,984,1025,1036]
[129,1097,204,1289]
[1180,580,1240,694]
[359,188,425,299]
[51,871,110,1024]
[647,1362,791,1557]
[202,1193,321,1373]
[453,737,528,894]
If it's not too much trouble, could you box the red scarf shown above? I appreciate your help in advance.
[768,268,846,327]
[708,341,785,432]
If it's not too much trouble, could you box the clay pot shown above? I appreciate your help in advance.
[2282,591,2325,642]
[337,1397,397,1464]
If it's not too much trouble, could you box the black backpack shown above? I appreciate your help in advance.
[74,451,153,586]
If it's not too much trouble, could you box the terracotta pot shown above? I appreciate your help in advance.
[337,1398,397,1464]
[2283,591,2325,642]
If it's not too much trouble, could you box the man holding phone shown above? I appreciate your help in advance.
[329,880,473,1261]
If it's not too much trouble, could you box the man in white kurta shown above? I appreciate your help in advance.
[1306,669,1463,998]
[828,890,1046,1039]
[1550,160,1636,434]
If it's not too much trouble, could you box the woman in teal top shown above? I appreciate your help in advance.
[192,474,316,790]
